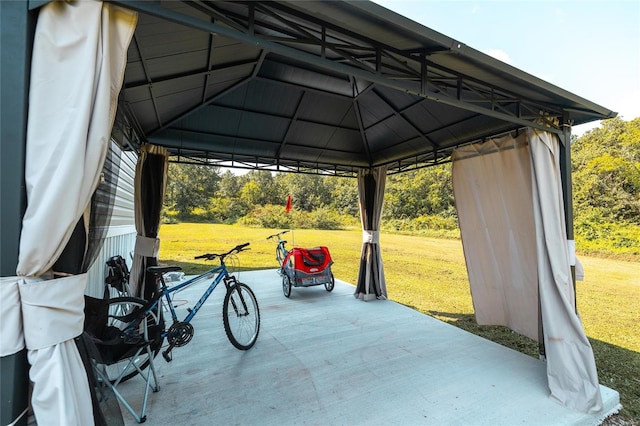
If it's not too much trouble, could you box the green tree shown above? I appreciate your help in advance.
[384,165,455,220]
[326,176,359,216]
[277,173,332,212]
[165,163,221,218]
[206,196,247,223]
[238,170,280,207]
[218,170,243,198]
[572,117,640,224]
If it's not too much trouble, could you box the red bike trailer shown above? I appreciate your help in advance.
[280,246,334,297]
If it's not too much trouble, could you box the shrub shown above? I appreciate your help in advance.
[575,217,640,259]
[205,197,247,223]
[239,205,356,230]
[240,204,293,229]
[383,215,460,238]
[162,207,180,224]
[304,207,343,230]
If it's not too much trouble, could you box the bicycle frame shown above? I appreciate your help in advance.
[267,230,290,269]
[276,240,288,266]
[157,264,234,331]
[115,242,259,368]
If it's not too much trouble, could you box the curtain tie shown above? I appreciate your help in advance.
[362,230,380,244]
[19,274,86,349]
[135,235,160,257]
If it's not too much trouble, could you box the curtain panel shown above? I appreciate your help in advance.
[354,166,388,301]
[452,130,602,413]
[0,3,138,424]
[129,144,169,300]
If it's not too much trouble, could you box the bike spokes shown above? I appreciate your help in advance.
[223,283,260,350]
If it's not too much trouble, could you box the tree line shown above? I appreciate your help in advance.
[164,161,459,230]
[164,117,639,254]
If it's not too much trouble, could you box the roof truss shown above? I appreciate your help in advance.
[111,1,613,176]
[117,0,565,135]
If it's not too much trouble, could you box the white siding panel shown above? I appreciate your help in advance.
[86,146,137,297]
[110,150,136,228]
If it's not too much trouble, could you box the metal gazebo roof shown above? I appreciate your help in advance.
[112,0,616,175]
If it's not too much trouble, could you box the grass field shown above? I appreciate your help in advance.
[158,223,639,422]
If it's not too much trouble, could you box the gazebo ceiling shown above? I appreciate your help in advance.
[113,0,616,175]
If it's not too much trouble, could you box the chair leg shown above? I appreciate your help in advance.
[137,345,160,422]
[94,345,160,424]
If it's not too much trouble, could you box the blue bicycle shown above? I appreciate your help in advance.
[105,242,260,382]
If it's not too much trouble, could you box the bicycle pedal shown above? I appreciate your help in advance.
[162,350,173,363]
[187,307,192,313]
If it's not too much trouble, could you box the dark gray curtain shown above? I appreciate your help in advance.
[54,141,120,276]
[354,166,387,301]
[129,144,169,301]
[54,140,124,425]
[84,141,121,271]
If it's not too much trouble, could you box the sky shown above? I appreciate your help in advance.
[371,0,640,135]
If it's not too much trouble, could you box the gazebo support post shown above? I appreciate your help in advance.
[0,2,34,425]
[558,111,576,312]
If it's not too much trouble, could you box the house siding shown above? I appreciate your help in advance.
[86,145,137,297]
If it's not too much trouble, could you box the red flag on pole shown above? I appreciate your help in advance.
[285,195,292,214]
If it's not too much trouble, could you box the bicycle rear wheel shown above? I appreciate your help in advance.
[223,283,260,350]
[105,297,164,383]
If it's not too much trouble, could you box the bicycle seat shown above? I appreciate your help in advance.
[147,265,182,275]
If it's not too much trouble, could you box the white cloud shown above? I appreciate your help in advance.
[482,49,512,65]
[554,7,566,24]
[572,121,601,137]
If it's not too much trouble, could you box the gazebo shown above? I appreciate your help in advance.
[0,1,617,425]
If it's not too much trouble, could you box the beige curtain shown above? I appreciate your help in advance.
[0,3,137,424]
[452,134,539,340]
[452,130,602,413]
[528,129,602,413]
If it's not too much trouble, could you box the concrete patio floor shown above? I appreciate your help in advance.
[118,269,620,425]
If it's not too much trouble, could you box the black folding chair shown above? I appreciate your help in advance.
[84,287,163,423]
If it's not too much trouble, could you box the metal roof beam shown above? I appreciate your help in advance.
[203,24,216,104]
[276,91,305,158]
[123,58,260,90]
[352,77,373,165]
[370,88,439,150]
[163,148,364,177]
[156,127,363,157]
[253,74,353,101]
[131,33,163,128]
[148,51,267,136]
[114,1,564,135]
[203,101,357,133]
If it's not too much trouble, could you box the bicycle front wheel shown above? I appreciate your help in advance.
[223,283,260,350]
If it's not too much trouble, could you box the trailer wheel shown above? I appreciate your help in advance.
[325,274,335,292]
[283,275,292,298]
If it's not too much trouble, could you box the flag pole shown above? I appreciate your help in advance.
[285,194,294,247]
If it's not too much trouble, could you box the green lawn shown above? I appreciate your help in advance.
[158,223,640,422]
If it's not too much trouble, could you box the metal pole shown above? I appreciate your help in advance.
[1,1,34,424]
[558,111,577,312]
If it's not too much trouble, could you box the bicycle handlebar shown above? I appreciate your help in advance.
[266,230,289,240]
[194,242,251,261]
